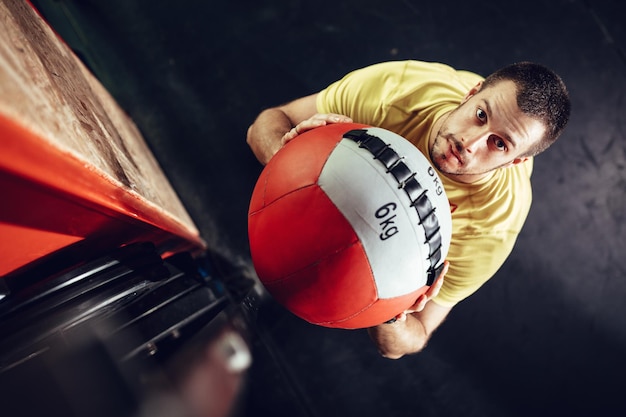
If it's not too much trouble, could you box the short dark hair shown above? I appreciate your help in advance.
[482,62,571,156]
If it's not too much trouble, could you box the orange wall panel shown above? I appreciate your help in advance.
[0,1,205,278]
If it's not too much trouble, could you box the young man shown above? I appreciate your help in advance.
[246,60,570,359]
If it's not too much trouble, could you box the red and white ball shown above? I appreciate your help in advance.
[248,123,451,329]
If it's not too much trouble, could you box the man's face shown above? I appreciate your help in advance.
[430,80,546,183]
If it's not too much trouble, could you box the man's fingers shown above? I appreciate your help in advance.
[280,128,298,143]
[411,262,450,312]
[298,118,327,133]
[395,312,407,322]
[441,261,450,277]
[425,261,449,298]
[295,114,352,135]
[282,114,353,144]
[310,113,352,124]
[427,273,445,298]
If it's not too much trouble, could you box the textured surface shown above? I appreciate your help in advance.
[0,1,196,226]
[0,0,203,277]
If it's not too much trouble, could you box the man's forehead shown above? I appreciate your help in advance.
[478,81,546,146]
[478,79,518,98]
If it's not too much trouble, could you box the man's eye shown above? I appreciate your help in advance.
[493,136,507,151]
[476,108,487,122]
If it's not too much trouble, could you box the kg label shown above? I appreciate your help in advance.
[375,202,399,241]
[427,166,444,196]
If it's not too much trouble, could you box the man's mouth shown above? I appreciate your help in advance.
[449,142,463,165]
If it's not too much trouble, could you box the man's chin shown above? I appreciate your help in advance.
[431,158,454,175]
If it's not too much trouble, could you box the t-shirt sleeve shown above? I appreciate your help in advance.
[316,60,483,129]
[316,61,407,125]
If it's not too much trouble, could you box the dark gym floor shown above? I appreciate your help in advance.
[31,1,626,416]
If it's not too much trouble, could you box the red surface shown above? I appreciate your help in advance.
[0,112,205,278]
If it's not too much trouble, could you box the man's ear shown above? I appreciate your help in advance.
[462,81,484,103]
[509,156,529,166]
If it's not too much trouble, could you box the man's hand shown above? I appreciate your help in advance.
[281,113,353,143]
[368,261,451,359]
[393,261,449,322]
[247,94,353,164]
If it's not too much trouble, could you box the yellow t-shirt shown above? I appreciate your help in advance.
[317,60,533,307]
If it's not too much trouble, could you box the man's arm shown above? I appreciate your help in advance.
[367,301,451,359]
[367,262,451,359]
[246,93,351,164]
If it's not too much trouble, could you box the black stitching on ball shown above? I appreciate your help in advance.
[343,128,444,286]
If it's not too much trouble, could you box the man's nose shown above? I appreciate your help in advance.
[462,130,489,154]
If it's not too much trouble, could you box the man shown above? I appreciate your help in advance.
[246,60,570,359]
